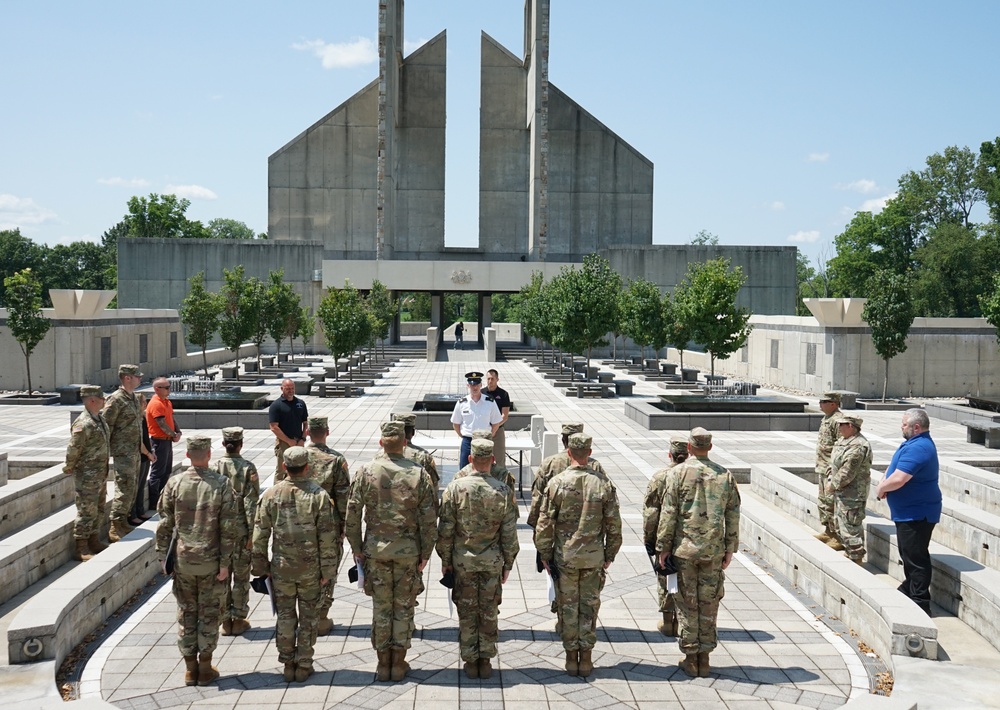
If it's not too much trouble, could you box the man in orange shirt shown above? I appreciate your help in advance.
[147,377,182,511]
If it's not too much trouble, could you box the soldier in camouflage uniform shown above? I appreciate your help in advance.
[156,435,237,687]
[390,412,440,503]
[252,446,338,683]
[815,392,844,548]
[527,423,608,528]
[454,428,518,517]
[437,438,519,679]
[829,414,873,564]
[215,427,259,636]
[656,427,740,678]
[642,436,689,636]
[305,415,350,634]
[103,364,144,542]
[345,421,437,682]
[535,433,622,678]
[64,385,111,561]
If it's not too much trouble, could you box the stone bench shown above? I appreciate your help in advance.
[219,365,238,379]
[961,419,1000,449]
[570,382,614,398]
[0,465,74,539]
[291,378,313,396]
[704,374,727,386]
[829,390,860,410]
[613,379,635,397]
[54,384,90,406]
[659,362,678,376]
[597,371,614,383]
[680,367,700,383]
[315,382,365,398]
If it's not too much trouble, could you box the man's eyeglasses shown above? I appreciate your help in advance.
[155,385,171,390]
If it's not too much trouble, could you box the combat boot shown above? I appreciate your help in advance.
[73,539,94,562]
[317,617,333,635]
[478,658,493,679]
[294,664,313,682]
[825,538,845,551]
[697,652,711,677]
[183,655,198,686]
[108,519,129,543]
[464,660,479,679]
[565,650,579,676]
[814,527,833,544]
[390,647,409,681]
[657,611,677,636]
[679,654,698,677]
[670,613,680,637]
[376,650,392,681]
[220,619,234,636]
[283,662,296,682]
[197,653,219,685]
[231,619,251,635]
[578,649,594,678]
[87,533,108,554]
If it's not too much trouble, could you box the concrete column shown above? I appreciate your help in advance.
[390,289,401,344]
[376,0,403,259]
[481,294,493,331]
[484,327,497,362]
[430,293,443,328]
[525,0,550,261]
[426,327,440,362]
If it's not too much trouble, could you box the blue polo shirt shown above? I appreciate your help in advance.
[884,432,942,523]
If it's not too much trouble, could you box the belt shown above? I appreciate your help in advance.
[151,436,172,441]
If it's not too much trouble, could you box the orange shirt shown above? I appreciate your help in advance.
[146,396,175,439]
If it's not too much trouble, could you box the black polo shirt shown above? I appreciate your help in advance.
[485,386,511,424]
[268,395,308,441]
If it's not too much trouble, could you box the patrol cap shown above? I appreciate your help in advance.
[307,416,328,431]
[567,433,592,450]
[222,427,244,442]
[840,414,863,429]
[118,364,143,377]
[471,428,494,441]
[669,436,688,456]
[186,435,212,452]
[393,413,417,426]
[688,427,713,447]
[380,420,405,440]
[820,392,842,404]
[471,439,494,458]
[283,446,309,468]
[561,422,585,436]
[80,385,104,399]
[465,371,484,384]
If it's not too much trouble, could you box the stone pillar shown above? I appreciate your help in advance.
[426,326,439,362]
[376,0,404,259]
[390,289,401,344]
[525,0,550,261]
[481,293,493,332]
[484,327,497,362]
[430,293,443,328]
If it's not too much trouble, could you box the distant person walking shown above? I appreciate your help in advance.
[454,321,465,349]
[147,377,181,512]
[877,409,942,616]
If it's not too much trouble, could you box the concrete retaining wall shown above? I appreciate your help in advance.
[0,467,74,539]
[7,458,63,481]
[624,400,823,432]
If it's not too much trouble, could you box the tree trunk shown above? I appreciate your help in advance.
[202,347,210,379]
[679,348,685,371]
[640,345,645,369]
[24,349,32,395]
[710,353,716,378]
[882,359,889,402]
[612,335,617,361]
[587,346,592,379]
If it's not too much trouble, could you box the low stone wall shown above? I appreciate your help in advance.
[923,400,1000,425]
[7,457,63,481]
[624,400,823,431]
[938,460,1000,511]
[0,467,74,539]
[0,507,76,608]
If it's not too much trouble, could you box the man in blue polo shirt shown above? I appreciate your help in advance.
[876,408,941,616]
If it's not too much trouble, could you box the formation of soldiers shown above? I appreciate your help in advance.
[64,366,745,685]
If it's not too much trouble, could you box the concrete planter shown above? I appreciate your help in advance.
[0,394,60,406]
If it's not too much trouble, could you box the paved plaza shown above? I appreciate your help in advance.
[2,353,999,709]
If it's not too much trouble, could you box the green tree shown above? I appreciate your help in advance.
[367,279,396,360]
[265,269,301,355]
[513,271,552,361]
[795,250,832,316]
[317,282,371,380]
[621,278,666,366]
[911,223,999,317]
[3,268,51,394]
[179,271,223,377]
[218,266,254,377]
[977,137,1000,223]
[862,270,915,402]
[690,229,720,246]
[979,273,1000,347]
[400,291,431,321]
[124,193,191,239]
[662,290,695,372]
[680,258,753,377]
[243,276,270,369]
[207,218,257,240]
[294,306,317,357]
[0,229,45,304]
[828,199,921,296]
[549,254,622,374]
[898,144,984,230]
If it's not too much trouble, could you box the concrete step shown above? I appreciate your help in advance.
[0,465,74,539]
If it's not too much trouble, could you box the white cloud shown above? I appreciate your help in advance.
[54,233,98,245]
[98,176,150,188]
[836,179,878,194]
[404,38,429,55]
[165,184,218,200]
[293,37,377,69]
[860,192,896,213]
[0,194,57,229]
[769,201,785,211]
[807,152,830,163]
[787,230,820,243]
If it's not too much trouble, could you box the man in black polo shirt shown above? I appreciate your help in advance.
[268,378,308,481]
[484,369,512,465]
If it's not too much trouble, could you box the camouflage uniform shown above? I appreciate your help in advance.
[534,435,622,654]
[437,439,519,664]
[64,399,110,540]
[454,428,519,517]
[527,426,607,528]
[642,437,688,619]
[252,447,338,672]
[305,436,350,621]
[102,370,142,528]
[345,426,437,653]
[829,415,873,563]
[815,394,844,533]
[215,428,260,624]
[655,430,740,658]
[156,439,237,659]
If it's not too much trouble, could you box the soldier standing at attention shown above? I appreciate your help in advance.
[815,392,844,548]
[437,438,519,679]
[64,385,110,561]
[252,446,338,683]
[305,416,351,634]
[103,364,144,542]
[215,427,260,636]
[535,433,622,678]
[656,427,740,678]
[829,414,873,565]
[156,435,236,687]
[454,429,518,516]
[527,423,607,529]
[642,436,689,636]
[345,422,437,682]
[392,412,440,497]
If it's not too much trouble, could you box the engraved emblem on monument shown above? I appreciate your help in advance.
[451,270,472,284]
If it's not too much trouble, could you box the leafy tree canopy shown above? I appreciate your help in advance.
[3,268,51,393]
[678,258,753,376]
[179,271,223,377]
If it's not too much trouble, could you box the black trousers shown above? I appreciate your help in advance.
[148,438,174,512]
[895,519,936,613]
[132,454,151,518]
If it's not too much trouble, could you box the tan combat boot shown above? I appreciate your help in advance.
[231,619,251,635]
[814,527,833,543]
[825,538,845,551]
[578,649,594,678]
[679,654,698,677]
[390,647,409,682]
[317,617,333,635]
[73,539,94,562]
[220,619,234,636]
[478,658,493,679]
[376,650,392,682]
[283,662,296,682]
[87,533,108,554]
[294,664,313,682]
[108,519,129,543]
[464,660,479,679]
[197,653,219,685]
[697,651,711,677]
[565,650,579,676]
[183,655,199,686]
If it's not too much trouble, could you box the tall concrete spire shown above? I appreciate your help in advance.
[525,0,550,261]
[377,0,404,259]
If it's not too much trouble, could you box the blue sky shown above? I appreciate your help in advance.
[3,1,999,267]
